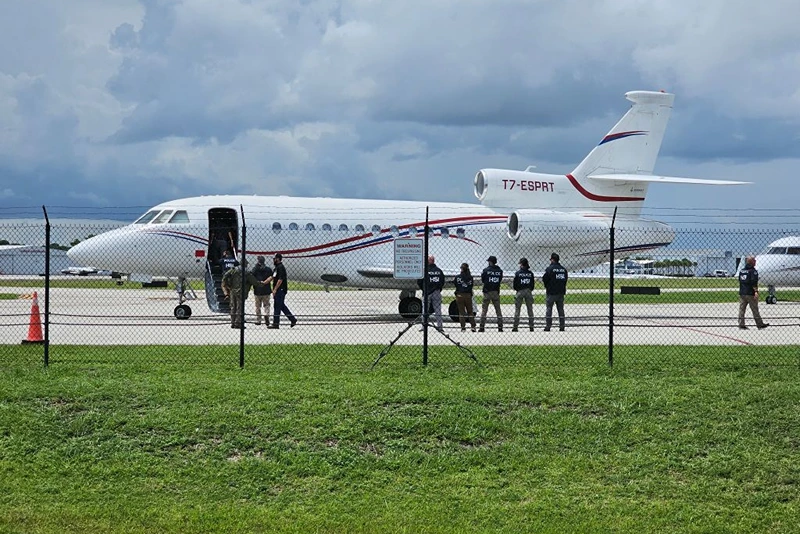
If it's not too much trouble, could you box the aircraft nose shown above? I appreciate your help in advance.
[67,236,100,267]
[67,229,130,270]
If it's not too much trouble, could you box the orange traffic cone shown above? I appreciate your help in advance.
[22,291,44,344]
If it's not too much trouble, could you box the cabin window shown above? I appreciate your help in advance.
[152,210,174,224]
[788,247,800,255]
[371,225,381,236]
[288,222,299,231]
[355,224,365,232]
[134,210,160,224]
[456,227,466,239]
[322,223,332,231]
[272,222,282,233]
[168,210,190,224]
[390,225,400,237]
[338,224,348,231]
[440,227,449,239]
[305,223,315,231]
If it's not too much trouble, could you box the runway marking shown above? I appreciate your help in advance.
[643,319,752,346]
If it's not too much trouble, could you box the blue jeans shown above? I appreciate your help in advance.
[272,290,296,326]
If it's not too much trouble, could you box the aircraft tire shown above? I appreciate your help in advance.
[399,297,422,319]
[448,300,459,323]
[174,304,192,320]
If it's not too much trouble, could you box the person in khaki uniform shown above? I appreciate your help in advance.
[221,259,263,329]
[453,263,477,332]
[251,255,273,326]
[738,256,769,330]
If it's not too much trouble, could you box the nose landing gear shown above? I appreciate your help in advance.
[173,276,197,319]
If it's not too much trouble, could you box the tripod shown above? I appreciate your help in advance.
[371,306,479,369]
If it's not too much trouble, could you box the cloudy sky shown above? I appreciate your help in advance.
[1,0,799,226]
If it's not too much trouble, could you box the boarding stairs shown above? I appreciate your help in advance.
[205,260,231,313]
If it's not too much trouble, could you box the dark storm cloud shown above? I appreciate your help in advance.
[1,0,800,213]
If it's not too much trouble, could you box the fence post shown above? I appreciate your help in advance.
[422,206,429,366]
[42,206,50,368]
[608,207,617,368]
[239,204,246,369]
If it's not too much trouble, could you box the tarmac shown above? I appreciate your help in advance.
[2,282,799,346]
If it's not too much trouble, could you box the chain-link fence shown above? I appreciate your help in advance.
[2,205,799,368]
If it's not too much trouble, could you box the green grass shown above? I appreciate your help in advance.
[0,292,17,299]
[2,345,799,533]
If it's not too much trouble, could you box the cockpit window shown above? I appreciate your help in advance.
[152,210,174,224]
[168,210,190,224]
[134,210,160,224]
[788,247,800,255]
[768,247,787,254]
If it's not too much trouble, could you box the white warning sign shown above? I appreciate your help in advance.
[393,238,424,279]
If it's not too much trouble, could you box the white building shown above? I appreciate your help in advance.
[0,246,69,275]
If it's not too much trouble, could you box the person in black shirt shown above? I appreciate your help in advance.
[267,253,297,329]
[542,252,567,331]
[417,255,445,330]
[512,257,534,332]
[479,255,503,332]
[738,255,768,330]
[251,255,273,326]
[453,262,477,332]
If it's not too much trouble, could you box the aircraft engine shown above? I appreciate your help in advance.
[506,209,609,247]
[474,168,558,208]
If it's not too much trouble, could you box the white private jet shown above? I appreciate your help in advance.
[68,90,748,319]
[755,236,800,304]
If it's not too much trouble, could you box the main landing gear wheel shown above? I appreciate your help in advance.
[399,297,422,319]
[174,304,192,319]
[448,301,459,323]
[766,296,778,304]
[448,301,477,323]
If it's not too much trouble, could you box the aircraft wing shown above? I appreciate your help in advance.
[356,267,395,279]
[357,266,466,280]
[589,174,750,186]
[358,266,520,286]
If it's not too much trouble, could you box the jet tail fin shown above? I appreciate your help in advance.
[572,91,675,179]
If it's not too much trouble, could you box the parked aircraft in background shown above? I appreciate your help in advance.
[755,236,800,304]
[68,90,747,319]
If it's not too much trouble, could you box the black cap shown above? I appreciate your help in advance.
[550,253,560,262]
[487,255,497,263]
[274,253,283,260]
